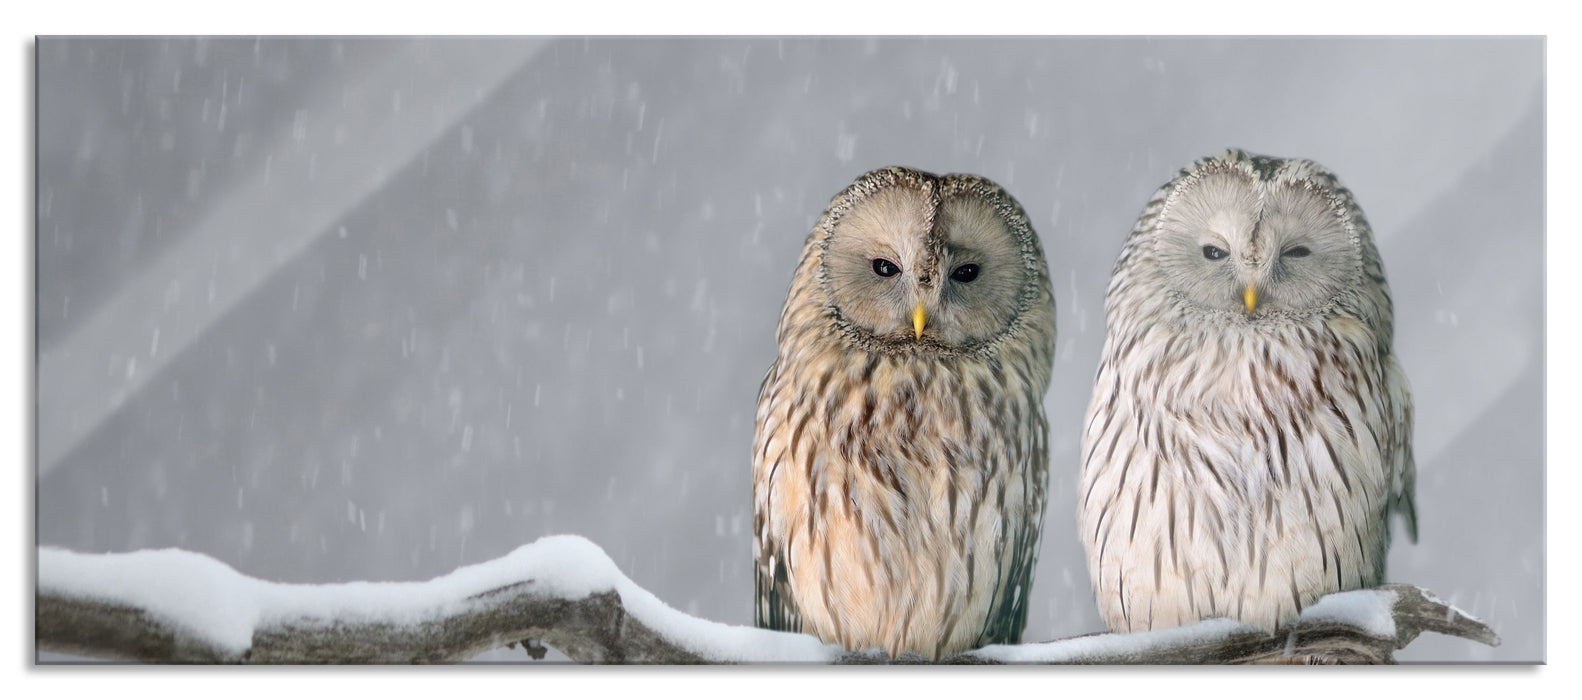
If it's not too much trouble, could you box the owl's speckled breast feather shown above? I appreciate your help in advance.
[753,330,1050,657]
[1080,313,1401,632]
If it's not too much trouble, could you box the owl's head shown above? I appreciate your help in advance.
[810,167,1052,355]
[1141,149,1388,327]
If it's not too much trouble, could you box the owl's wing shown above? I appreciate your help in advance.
[974,411,1048,647]
[754,533,803,633]
[752,363,804,633]
[1382,353,1418,542]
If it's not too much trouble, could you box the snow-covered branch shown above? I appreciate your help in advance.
[35,535,1498,664]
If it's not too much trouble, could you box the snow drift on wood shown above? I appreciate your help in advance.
[38,534,841,663]
[37,535,1498,664]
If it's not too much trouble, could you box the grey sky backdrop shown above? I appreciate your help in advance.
[35,37,1544,663]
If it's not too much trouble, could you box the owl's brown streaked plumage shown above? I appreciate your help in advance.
[1079,149,1417,634]
[752,167,1057,659]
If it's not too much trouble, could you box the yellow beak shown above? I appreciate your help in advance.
[913,303,927,340]
[1243,284,1258,313]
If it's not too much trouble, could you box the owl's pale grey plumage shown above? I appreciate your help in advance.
[752,166,1057,658]
[1079,149,1417,634]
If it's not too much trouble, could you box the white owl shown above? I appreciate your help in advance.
[1079,149,1417,633]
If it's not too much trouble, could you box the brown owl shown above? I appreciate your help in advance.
[752,166,1057,659]
[1079,149,1417,634]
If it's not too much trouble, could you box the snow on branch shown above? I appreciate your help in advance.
[35,535,1498,664]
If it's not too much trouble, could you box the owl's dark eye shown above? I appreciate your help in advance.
[1282,245,1311,258]
[1202,245,1228,261]
[950,263,980,283]
[872,258,901,278]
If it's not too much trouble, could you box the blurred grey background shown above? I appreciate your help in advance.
[35,37,1543,663]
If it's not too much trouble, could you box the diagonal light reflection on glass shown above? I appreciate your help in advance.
[38,39,549,475]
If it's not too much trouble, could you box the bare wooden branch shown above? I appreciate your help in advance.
[36,540,1497,665]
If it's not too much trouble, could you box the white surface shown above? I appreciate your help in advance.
[1296,589,1398,641]
[975,617,1252,663]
